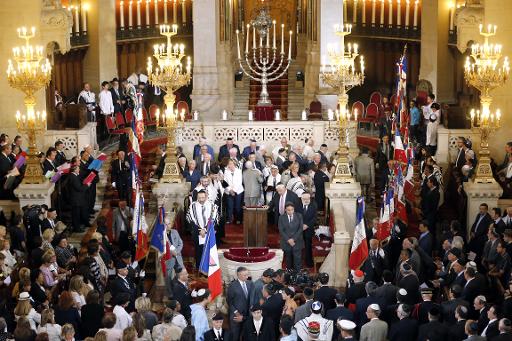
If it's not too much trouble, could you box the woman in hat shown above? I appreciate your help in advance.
[190,288,211,341]
[14,292,41,331]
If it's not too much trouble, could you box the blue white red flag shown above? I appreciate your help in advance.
[396,51,408,128]
[377,191,391,241]
[132,186,149,261]
[199,220,223,299]
[349,197,368,270]
[394,129,408,164]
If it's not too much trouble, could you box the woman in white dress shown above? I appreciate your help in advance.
[14,292,41,331]
[69,275,87,310]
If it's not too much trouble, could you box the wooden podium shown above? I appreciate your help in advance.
[243,207,268,247]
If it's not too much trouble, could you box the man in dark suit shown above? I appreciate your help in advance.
[481,305,500,339]
[313,163,330,211]
[261,284,284,336]
[492,207,507,235]
[218,137,240,162]
[301,192,317,267]
[375,270,398,307]
[41,208,58,233]
[441,285,469,325]
[469,203,494,259]
[493,318,512,341]
[346,270,367,305]
[227,267,254,341]
[362,239,388,284]
[462,266,487,306]
[242,139,259,159]
[0,144,14,199]
[454,137,468,172]
[422,177,440,232]
[417,307,449,341]
[449,305,469,341]
[314,273,338,312]
[204,313,231,341]
[326,293,354,341]
[267,184,303,224]
[415,287,440,325]
[241,304,275,341]
[278,203,304,272]
[110,150,131,205]
[193,137,215,160]
[109,262,136,311]
[68,165,90,232]
[376,135,393,171]
[42,147,58,175]
[354,281,382,327]
[171,267,192,321]
[474,295,489,333]
[54,140,67,167]
[418,221,434,256]
[388,304,418,341]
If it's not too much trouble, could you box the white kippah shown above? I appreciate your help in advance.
[369,303,380,311]
[398,288,408,296]
[311,301,323,312]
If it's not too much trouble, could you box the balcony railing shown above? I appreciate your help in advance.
[116,22,193,41]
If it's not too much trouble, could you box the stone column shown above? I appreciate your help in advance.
[82,0,118,92]
[15,182,55,210]
[190,0,222,121]
[321,182,361,287]
[464,181,503,238]
[419,0,455,103]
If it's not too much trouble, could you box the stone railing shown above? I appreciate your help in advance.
[176,120,357,157]
[44,122,98,160]
[436,126,481,166]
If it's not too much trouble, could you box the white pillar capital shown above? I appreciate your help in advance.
[14,182,55,210]
[464,180,503,237]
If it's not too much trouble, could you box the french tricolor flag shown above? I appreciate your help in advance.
[404,158,415,202]
[199,220,223,300]
[377,191,392,241]
[394,129,408,164]
[349,197,368,270]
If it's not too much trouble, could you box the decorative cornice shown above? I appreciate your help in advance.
[40,3,73,53]
[454,3,484,53]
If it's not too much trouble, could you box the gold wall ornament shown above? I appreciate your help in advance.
[464,24,509,184]
[147,24,191,183]
[7,27,52,184]
[320,23,365,183]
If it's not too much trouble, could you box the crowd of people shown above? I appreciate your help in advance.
[1,85,512,341]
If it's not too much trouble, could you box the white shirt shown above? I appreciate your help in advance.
[172,313,188,330]
[37,324,62,341]
[303,145,315,159]
[71,291,86,309]
[482,318,497,336]
[426,120,439,146]
[113,305,132,330]
[253,318,263,334]
[224,167,244,194]
[99,89,114,115]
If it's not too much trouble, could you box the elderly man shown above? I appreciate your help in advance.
[354,147,375,202]
[112,200,133,252]
[303,138,316,160]
[359,304,387,341]
[242,139,259,159]
[267,183,303,224]
[264,165,281,204]
[272,137,291,160]
[224,159,244,223]
[164,215,184,288]
[243,161,263,206]
[193,137,214,160]
[218,137,240,162]
[228,147,244,169]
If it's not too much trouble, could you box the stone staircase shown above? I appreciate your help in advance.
[232,76,250,119]
[287,62,305,120]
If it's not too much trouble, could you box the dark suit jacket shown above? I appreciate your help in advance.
[278,212,304,251]
[80,303,105,338]
[42,159,57,175]
[227,279,254,322]
[109,275,136,306]
[40,218,54,234]
[313,170,330,209]
[218,144,240,162]
[471,213,493,240]
[326,306,354,340]
[240,316,275,341]
[110,87,122,113]
[492,332,512,341]
[398,274,421,304]
[418,232,434,255]
[261,293,284,335]
[441,298,469,325]
[377,143,394,169]
[30,283,47,307]
[184,169,201,190]
[462,276,486,305]
[203,328,231,341]
[110,158,131,187]
[55,150,67,167]
[477,307,489,334]
[417,320,449,341]
[302,201,318,237]
[241,146,259,159]
[483,320,499,339]
[388,317,418,341]
[423,188,440,219]
[376,283,398,307]
[193,144,214,159]
[346,282,367,305]
[171,279,192,321]
[314,285,338,312]
[68,173,89,206]
[268,190,303,223]
[449,319,468,341]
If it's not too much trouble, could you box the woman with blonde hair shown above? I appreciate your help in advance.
[41,229,55,252]
[132,313,152,341]
[36,309,62,341]
[93,330,107,341]
[14,292,41,331]
[69,275,87,309]
[122,327,137,341]
[1,238,17,270]
[12,267,31,299]
[40,251,60,288]
[0,225,7,242]
[135,295,158,331]
[61,324,75,341]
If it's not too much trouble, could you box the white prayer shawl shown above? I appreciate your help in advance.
[295,315,333,341]
[187,200,218,230]
[193,183,218,203]
[223,168,244,194]
[99,89,114,115]
[78,90,96,111]
[286,176,306,197]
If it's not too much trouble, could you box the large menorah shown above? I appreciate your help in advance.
[235,8,292,106]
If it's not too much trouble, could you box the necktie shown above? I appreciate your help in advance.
[279,194,285,214]
[242,281,248,297]
[289,215,293,223]
[217,331,221,340]
[273,178,276,188]
[304,205,308,212]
